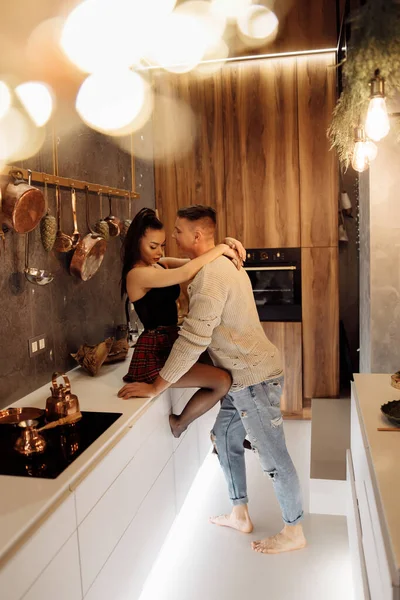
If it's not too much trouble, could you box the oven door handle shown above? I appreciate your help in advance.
[244,266,297,271]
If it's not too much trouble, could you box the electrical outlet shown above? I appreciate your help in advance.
[28,335,47,358]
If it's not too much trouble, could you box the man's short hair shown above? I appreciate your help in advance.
[177,205,217,226]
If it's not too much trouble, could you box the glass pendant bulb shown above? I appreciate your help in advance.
[364,140,378,162]
[351,126,369,173]
[365,70,390,142]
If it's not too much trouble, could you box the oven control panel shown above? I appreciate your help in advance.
[245,249,287,263]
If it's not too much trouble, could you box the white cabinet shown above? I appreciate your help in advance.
[74,393,169,525]
[0,493,77,600]
[349,385,399,600]
[346,450,370,600]
[174,423,200,512]
[22,533,82,600]
[1,387,212,600]
[197,404,219,463]
[85,458,176,600]
[78,414,174,595]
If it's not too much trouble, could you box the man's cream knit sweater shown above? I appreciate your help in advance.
[160,256,283,391]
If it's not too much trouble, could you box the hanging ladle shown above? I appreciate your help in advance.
[105,194,121,237]
[53,186,80,252]
[24,171,54,286]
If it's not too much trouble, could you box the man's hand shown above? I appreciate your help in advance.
[118,382,157,399]
[223,237,246,263]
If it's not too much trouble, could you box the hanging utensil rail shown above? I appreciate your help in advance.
[0,165,139,199]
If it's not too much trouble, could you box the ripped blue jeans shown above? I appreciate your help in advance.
[211,376,303,526]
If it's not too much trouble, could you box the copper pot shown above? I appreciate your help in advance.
[70,187,107,281]
[45,372,81,422]
[14,420,47,456]
[1,170,46,233]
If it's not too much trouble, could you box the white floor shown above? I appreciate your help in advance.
[139,422,355,600]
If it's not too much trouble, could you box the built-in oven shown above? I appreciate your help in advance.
[244,248,301,322]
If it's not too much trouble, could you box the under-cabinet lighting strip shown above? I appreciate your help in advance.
[138,47,337,71]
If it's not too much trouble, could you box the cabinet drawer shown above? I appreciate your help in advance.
[78,416,174,595]
[0,493,76,600]
[85,457,176,600]
[22,533,81,600]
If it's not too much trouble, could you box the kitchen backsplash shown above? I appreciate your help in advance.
[0,119,155,408]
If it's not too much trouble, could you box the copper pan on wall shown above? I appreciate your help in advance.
[0,169,46,233]
[70,187,107,281]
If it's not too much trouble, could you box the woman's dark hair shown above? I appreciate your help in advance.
[120,208,164,297]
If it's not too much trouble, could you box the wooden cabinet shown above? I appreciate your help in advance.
[153,53,339,405]
[153,71,226,254]
[297,54,338,248]
[261,322,303,413]
[222,59,300,248]
[302,247,339,398]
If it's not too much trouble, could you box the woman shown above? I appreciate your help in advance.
[120,208,244,438]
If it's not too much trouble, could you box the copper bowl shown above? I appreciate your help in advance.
[0,407,44,425]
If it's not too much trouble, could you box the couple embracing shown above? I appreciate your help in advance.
[118,204,306,555]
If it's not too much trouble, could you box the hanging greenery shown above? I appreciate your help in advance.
[328,0,400,166]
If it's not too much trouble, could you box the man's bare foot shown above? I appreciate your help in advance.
[169,414,187,439]
[252,524,306,554]
[209,505,253,534]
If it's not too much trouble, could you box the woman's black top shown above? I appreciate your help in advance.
[133,265,180,331]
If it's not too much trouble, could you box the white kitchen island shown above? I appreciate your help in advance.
[348,374,400,600]
[0,352,216,600]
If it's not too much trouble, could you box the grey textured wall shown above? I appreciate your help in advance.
[359,129,400,374]
[0,121,155,408]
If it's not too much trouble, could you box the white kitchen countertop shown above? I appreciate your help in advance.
[353,373,400,585]
[0,351,153,562]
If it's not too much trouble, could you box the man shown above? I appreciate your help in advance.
[118,205,306,554]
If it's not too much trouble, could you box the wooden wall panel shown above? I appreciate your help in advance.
[297,53,338,247]
[229,0,338,57]
[223,58,300,248]
[261,322,303,413]
[153,71,225,255]
[302,247,339,398]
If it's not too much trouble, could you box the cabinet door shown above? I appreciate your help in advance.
[302,247,339,398]
[22,533,82,600]
[297,53,338,248]
[223,58,300,248]
[0,493,76,600]
[153,71,226,255]
[260,322,303,413]
[78,416,174,595]
[84,458,176,600]
[346,450,371,600]
[173,422,200,513]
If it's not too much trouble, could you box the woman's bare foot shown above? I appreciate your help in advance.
[169,414,187,439]
[209,505,253,534]
[252,524,306,554]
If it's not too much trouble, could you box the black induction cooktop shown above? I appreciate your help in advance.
[0,411,122,479]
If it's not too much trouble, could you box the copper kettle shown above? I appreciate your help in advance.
[45,372,81,423]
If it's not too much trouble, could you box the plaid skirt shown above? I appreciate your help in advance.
[123,325,179,384]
